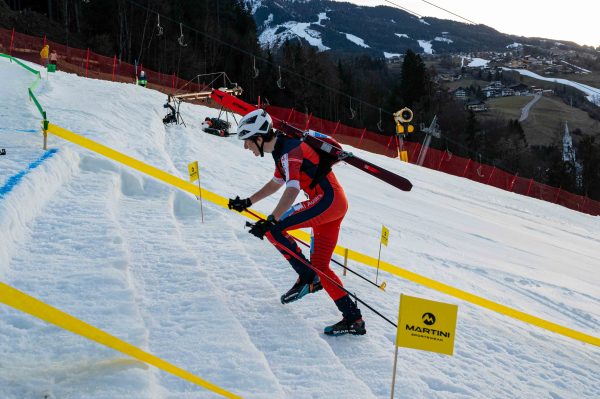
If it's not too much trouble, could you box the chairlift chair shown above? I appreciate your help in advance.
[277,66,285,89]
[416,115,440,166]
[377,108,384,132]
[178,23,188,47]
[348,98,356,120]
[156,14,163,37]
[476,154,485,177]
[252,56,259,79]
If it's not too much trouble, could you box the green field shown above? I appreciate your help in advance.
[466,94,599,145]
[521,96,600,145]
[485,96,532,119]
[443,79,489,90]
[441,76,599,146]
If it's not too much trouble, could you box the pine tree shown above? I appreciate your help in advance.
[399,49,426,108]
[578,135,600,200]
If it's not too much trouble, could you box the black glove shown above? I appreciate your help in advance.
[248,215,277,240]
[228,196,252,212]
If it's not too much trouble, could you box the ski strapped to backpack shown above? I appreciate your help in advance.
[210,90,412,192]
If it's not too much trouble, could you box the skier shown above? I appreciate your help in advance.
[49,50,58,66]
[137,70,147,87]
[228,109,366,336]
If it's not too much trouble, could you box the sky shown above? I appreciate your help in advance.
[335,0,600,48]
[1,56,599,398]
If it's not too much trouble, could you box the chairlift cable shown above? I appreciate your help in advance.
[122,0,479,122]
[123,0,518,173]
[419,0,477,25]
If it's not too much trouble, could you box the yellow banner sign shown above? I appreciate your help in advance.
[396,294,458,355]
[44,123,600,347]
[381,225,390,247]
[188,161,199,182]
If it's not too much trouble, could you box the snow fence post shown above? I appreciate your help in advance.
[437,151,446,170]
[462,158,472,177]
[358,128,366,148]
[526,178,534,196]
[486,166,496,185]
[112,55,116,81]
[9,28,15,56]
[332,121,340,136]
[42,114,49,150]
[304,113,312,131]
[85,48,90,77]
[188,161,204,223]
[509,173,518,192]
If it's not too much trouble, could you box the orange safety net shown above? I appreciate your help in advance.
[266,105,599,217]
[0,28,211,95]
[2,27,597,216]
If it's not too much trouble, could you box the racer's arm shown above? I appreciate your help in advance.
[271,186,300,221]
[249,179,283,204]
[270,147,302,221]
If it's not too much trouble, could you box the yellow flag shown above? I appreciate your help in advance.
[396,294,458,355]
[381,225,390,247]
[188,161,199,182]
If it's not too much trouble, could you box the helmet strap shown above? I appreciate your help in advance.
[253,137,265,157]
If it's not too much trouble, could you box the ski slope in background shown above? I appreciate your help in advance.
[0,57,599,399]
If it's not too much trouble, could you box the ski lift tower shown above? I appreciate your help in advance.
[416,115,441,166]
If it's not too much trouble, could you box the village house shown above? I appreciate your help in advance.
[452,87,469,100]
[465,99,487,112]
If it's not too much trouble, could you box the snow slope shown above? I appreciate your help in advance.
[0,57,599,398]
[504,67,600,106]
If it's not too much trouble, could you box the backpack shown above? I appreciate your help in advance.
[304,130,343,189]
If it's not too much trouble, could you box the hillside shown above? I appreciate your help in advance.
[520,96,600,145]
[246,0,594,57]
[1,57,599,398]
[476,95,600,146]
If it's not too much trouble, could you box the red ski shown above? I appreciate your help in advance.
[211,90,412,192]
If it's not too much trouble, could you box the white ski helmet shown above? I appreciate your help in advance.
[237,109,273,140]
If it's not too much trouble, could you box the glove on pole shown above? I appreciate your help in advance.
[228,196,252,212]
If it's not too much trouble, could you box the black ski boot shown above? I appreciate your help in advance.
[280,275,323,304]
[324,318,366,336]
[325,294,366,336]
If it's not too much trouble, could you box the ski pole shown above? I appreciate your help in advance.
[242,208,386,291]
[244,221,397,328]
[293,237,386,290]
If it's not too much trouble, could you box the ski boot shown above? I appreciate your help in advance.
[324,318,366,336]
[280,276,323,304]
